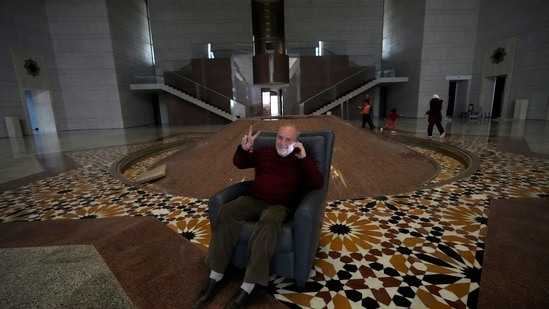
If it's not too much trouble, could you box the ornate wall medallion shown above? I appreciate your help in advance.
[490,47,506,64]
[24,58,41,77]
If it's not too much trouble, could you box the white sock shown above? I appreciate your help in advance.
[209,270,224,282]
[240,282,255,294]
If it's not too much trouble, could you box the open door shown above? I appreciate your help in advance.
[491,76,506,119]
[23,89,57,133]
[447,82,456,117]
[262,89,280,117]
[447,79,469,117]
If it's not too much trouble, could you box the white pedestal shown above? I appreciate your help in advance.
[5,116,23,138]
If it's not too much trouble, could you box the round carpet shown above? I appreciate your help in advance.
[153,116,439,200]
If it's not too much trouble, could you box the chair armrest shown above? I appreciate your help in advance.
[292,189,328,280]
[208,181,252,226]
[294,189,328,228]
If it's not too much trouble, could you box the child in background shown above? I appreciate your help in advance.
[380,108,402,134]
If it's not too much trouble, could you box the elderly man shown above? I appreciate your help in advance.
[192,124,324,309]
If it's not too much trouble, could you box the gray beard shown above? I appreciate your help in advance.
[277,144,294,157]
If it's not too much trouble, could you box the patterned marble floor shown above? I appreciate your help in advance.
[1,119,548,308]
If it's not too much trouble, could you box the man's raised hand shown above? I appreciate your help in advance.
[241,125,260,151]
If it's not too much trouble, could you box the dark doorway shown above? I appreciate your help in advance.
[152,93,162,126]
[492,76,506,118]
[447,81,456,117]
[447,79,469,117]
[379,86,387,117]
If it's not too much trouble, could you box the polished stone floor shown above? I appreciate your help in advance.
[1,116,548,308]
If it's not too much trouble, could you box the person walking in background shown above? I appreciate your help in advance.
[360,94,376,130]
[425,94,445,138]
[380,108,402,134]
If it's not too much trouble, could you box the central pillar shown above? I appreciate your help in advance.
[252,0,289,88]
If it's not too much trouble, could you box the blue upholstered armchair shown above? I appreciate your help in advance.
[208,129,334,287]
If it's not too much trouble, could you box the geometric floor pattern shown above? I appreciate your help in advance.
[1,133,548,309]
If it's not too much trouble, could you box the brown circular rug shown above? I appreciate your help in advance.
[154,116,438,200]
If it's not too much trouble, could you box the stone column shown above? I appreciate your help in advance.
[251,0,289,89]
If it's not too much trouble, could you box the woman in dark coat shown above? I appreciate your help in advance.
[425,94,445,138]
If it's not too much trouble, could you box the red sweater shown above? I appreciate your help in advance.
[233,145,324,208]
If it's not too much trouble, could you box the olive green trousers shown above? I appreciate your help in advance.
[205,195,289,286]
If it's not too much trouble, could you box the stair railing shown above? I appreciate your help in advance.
[297,66,376,115]
[164,70,245,117]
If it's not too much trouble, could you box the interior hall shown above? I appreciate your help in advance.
[1,1,548,308]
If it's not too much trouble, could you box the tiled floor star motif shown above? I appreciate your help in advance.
[0,134,548,309]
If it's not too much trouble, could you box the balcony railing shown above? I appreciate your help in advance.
[130,41,408,119]
[131,67,164,84]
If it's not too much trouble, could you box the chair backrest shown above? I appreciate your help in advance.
[253,130,335,189]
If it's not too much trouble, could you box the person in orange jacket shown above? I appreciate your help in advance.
[360,94,375,130]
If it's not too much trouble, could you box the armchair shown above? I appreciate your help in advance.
[208,129,334,287]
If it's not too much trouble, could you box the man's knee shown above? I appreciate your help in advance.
[217,196,247,217]
[255,217,281,231]
[259,206,288,226]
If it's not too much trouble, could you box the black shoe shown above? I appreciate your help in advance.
[192,278,225,309]
[224,288,250,309]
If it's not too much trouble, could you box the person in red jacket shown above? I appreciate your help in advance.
[380,108,402,134]
[192,124,324,309]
